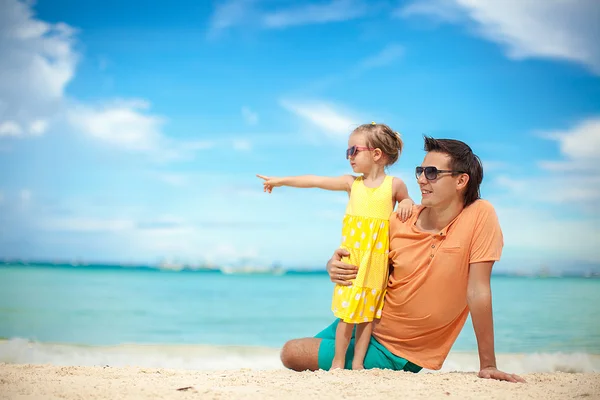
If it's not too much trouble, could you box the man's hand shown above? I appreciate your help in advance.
[478,367,526,383]
[326,248,357,286]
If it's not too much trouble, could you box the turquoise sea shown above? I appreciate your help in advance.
[1,264,599,372]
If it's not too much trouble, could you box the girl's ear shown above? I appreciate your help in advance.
[372,148,383,161]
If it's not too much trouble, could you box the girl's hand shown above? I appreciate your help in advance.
[326,248,357,286]
[397,199,414,222]
[256,174,282,193]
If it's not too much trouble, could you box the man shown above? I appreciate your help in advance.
[280,136,525,383]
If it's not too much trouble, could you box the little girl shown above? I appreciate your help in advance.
[257,122,413,370]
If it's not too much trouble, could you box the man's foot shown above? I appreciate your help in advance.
[351,363,364,370]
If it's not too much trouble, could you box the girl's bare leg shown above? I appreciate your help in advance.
[352,322,373,370]
[331,320,354,370]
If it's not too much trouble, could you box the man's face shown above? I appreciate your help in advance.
[417,151,463,207]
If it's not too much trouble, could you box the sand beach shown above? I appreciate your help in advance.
[1,364,599,400]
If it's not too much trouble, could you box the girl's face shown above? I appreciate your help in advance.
[347,133,375,174]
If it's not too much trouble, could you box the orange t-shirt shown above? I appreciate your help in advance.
[372,199,503,370]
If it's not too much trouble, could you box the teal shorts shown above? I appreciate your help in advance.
[315,319,422,372]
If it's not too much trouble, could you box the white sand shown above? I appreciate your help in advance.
[1,364,599,399]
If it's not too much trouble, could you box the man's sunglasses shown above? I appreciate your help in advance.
[415,166,466,180]
[346,145,375,159]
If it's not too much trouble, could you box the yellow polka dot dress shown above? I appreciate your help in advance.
[331,175,393,324]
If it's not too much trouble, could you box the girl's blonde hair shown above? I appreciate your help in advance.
[352,122,404,166]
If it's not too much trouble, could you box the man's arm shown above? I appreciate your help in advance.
[468,261,525,383]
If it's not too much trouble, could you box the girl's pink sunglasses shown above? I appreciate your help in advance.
[346,145,375,159]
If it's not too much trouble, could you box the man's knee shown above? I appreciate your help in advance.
[280,339,305,370]
[280,338,320,371]
[280,340,296,369]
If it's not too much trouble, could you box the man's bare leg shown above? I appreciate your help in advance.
[352,322,372,370]
[280,338,321,371]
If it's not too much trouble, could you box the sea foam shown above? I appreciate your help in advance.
[0,338,282,370]
[1,338,598,373]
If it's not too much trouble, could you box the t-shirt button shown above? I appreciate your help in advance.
[431,244,435,248]
[439,232,444,236]
[430,254,434,258]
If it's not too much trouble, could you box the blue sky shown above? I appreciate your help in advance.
[0,0,599,272]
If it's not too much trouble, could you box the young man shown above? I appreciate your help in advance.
[280,137,525,383]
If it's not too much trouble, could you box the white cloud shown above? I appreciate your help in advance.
[280,99,360,137]
[0,0,78,138]
[241,106,259,125]
[208,0,369,35]
[41,217,136,232]
[1,0,211,163]
[0,119,47,138]
[541,117,600,203]
[179,140,216,152]
[397,0,463,22]
[67,100,214,162]
[494,175,526,193]
[98,56,110,71]
[208,0,257,37]
[67,99,255,160]
[355,44,405,71]
[0,121,23,137]
[495,175,600,206]
[295,44,405,93]
[204,243,260,264]
[155,173,189,187]
[31,206,264,263]
[497,206,600,263]
[262,0,368,29]
[540,118,600,209]
[67,100,164,152]
[481,160,507,172]
[232,139,252,151]
[487,117,600,264]
[492,117,600,262]
[493,117,600,212]
[539,117,600,166]
[29,119,48,136]
[398,0,600,74]
[20,189,32,203]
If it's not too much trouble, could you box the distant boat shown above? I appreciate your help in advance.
[158,260,185,271]
[220,264,285,276]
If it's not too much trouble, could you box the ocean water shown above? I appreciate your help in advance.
[1,265,599,373]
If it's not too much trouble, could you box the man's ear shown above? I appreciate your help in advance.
[456,173,470,191]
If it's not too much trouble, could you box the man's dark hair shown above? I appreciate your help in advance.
[423,136,483,207]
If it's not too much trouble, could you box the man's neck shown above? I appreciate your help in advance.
[420,199,465,232]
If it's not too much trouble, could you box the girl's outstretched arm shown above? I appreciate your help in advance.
[256,174,355,193]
